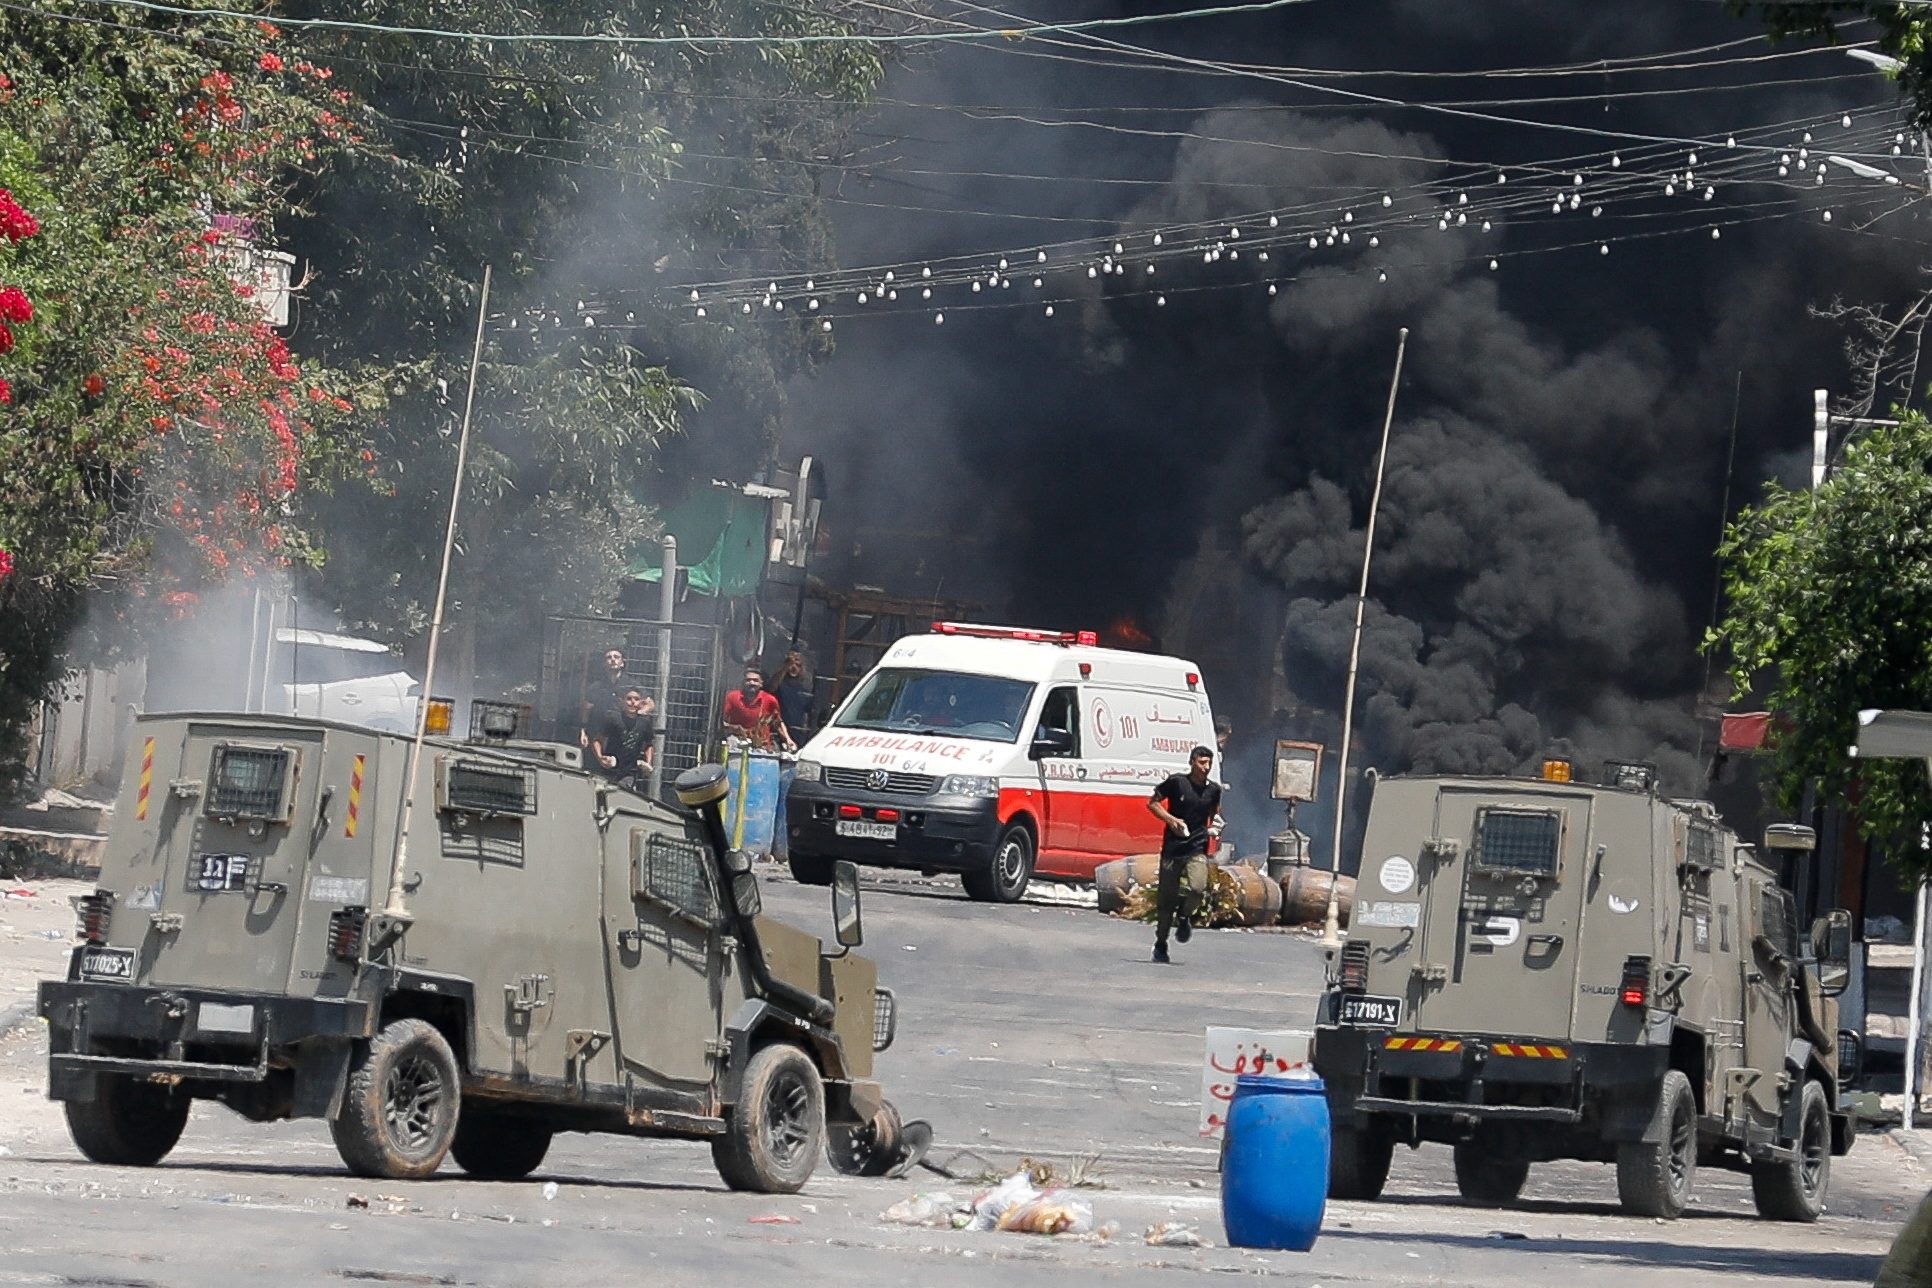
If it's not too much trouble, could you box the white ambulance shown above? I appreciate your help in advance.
[784,622,1218,902]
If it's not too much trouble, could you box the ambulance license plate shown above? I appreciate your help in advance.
[79,947,135,982]
[835,819,897,841]
[1338,994,1402,1027]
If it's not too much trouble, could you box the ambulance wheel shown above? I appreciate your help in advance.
[331,1018,462,1180]
[1328,1123,1393,1200]
[451,1107,553,1180]
[1751,1079,1830,1223]
[788,852,835,886]
[713,1043,824,1193]
[963,824,1033,903]
[1453,1141,1529,1206]
[1617,1068,1697,1219]
[64,1074,190,1167]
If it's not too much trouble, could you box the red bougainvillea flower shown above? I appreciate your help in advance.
[0,379,13,406]
[0,548,13,581]
[258,52,284,72]
[0,190,38,242]
[0,285,32,323]
[82,372,105,397]
[0,322,16,356]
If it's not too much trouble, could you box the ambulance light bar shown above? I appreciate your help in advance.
[931,622,1099,647]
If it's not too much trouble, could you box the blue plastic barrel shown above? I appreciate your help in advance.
[1220,1074,1329,1251]
[723,749,782,855]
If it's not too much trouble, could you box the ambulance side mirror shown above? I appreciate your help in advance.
[1811,908,1852,996]
[832,860,864,948]
[1029,728,1074,760]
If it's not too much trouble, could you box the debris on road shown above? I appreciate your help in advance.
[880,1193,955,1226]
[748,1214,802,1225]
[997,1189,1093,1235]
[346,1195,370,1209]
[1145,1222,1209,1247]
[541,1181,559,1201]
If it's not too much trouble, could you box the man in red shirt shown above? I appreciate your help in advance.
[723,666,795,751]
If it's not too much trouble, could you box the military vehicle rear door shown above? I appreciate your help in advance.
[1740,868,1798,1121]
[603,806,726,1089]
[143,721,325,992]
[1412,785,1594,1041]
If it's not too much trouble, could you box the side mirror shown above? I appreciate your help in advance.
[1029,727,1074,760]
[832,859,863,948]
[731,870,762,918]
[1811,907,1852,995]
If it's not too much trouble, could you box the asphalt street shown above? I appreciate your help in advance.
[0,867,1923,1287]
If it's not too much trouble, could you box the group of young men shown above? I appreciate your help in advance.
[576,647,818,787]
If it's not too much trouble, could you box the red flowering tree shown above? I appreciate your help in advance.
[0,5,380,796]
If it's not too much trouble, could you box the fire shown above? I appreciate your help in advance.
[1105,616,1153,649]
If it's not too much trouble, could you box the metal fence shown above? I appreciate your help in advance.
[540,617,723,789]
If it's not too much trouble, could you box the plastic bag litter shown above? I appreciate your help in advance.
[964,1171,1038,1232]
[1145,1221,1209,1247]
[996,1188,1093,1235]
[880,1192,957,1227]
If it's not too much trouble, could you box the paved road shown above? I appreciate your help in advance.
[0,867,1922,1286]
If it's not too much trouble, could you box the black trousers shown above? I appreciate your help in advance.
[1155,851,1202,945]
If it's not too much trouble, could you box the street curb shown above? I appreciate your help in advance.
[1890,1127,1932,1169]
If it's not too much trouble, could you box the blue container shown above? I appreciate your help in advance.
[723,750,782,855]
[1221,1074,1329,1251]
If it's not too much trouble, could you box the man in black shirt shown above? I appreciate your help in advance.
[1146,745,1223,964]
[593,687,657,786]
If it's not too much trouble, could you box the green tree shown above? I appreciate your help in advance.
[1738,4,1932,127]
[1709,412,1932,876]
[0,3,377,796]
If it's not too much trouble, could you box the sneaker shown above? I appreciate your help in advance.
[1153,943,1171,964]
[1176,920,1193,944]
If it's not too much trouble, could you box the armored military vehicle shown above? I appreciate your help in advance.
[1313,762,1854,1222]
[38,707,914,1192]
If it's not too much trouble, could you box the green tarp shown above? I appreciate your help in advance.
[628,488,767,598]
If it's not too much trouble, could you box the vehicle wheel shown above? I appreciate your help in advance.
[962,823,1033,903]
[450,1107,553,1180]
[788,852,835,886]
[1751,1079,1830,1223]
[1328,1122,1394,1200]
[1617,1068,1698,1219]
[712,1043,825,1193]
[1454,1141,1530,1207]
[64,1075,190,1166]
[827,1100,903,1177]
[331,1018,462,1180]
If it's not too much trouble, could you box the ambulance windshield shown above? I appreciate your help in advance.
[835,668,1036,743]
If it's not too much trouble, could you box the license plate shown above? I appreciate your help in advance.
[197,1001,256,1035]
[1338,993,1402,1027]
[79,947,134,982]
[835,819,897,841]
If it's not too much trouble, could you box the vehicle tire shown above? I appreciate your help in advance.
[788,852,835,886]
[330,1018,462,1180]
[712,1043,825,1193]
[1453,1141,1530,1207]
[962,823,1033,903]
[1751,1079,1830,1223]
[827,1100,903,1177]
[1617,1068,1698,1219]
[64,1075,190,1167]
[1328,1122,1395,1200]
[450,1107,553,1180]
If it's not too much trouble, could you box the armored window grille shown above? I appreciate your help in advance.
[1472,808,1562,877]
[633,831,718,924]
[440,759,537,816]
[207,745,294,820]
[1759,884,1797,957]
[1685,823,1719,872]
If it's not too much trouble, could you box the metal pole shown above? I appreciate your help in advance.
[384,264,492,921]
[1812,389,1830,490]
[1908,875,1928,1131]
[245,585,262,712]
[650,534,676,798]
[1320,327,1409,951]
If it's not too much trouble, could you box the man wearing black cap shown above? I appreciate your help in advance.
[1146,745,1223,964]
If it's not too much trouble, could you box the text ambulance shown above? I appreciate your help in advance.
[784,623,1218,903]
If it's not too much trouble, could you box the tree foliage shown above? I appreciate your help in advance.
[1738,3,1932,128]
[1710,411,1932,877]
